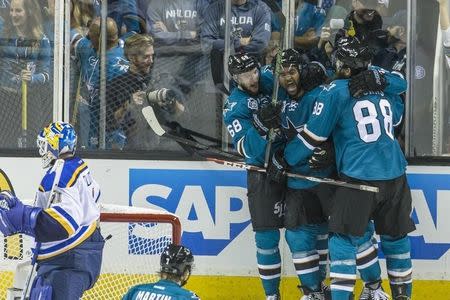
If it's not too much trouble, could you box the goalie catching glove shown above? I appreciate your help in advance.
[0,191,41,237]
[349,69,387,98]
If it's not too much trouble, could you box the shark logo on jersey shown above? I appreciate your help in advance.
[223,101,237,115]
[113,57,129,72]
[129,169,250,256]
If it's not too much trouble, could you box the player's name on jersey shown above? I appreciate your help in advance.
[134,291,173,300]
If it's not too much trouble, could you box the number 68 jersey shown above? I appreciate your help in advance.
[34,157,101,260]
[286,78,407,181]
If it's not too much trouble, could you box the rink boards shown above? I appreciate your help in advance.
[0,158,449,299]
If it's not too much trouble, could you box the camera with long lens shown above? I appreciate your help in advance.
[145,88,177,113]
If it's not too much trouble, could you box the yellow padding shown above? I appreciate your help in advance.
[185,276,450,300]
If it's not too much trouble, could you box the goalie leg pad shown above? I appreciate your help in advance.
[30,276,53,300]
[255,230,281,296]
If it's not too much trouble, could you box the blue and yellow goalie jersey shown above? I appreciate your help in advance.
[285,79,407,181]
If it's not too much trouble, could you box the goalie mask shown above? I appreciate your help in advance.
[160,244,194,286]
[37,121,77,169]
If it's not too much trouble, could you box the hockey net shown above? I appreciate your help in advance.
[0,203,182,300]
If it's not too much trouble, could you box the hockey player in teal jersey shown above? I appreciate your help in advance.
[281,37,415,300]
[122,244,199,300]
[223,53,286,300]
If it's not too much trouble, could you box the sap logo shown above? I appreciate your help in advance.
[129,169,250,256]
[407,173,450,260]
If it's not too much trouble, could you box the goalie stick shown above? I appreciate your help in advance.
[207,157,379,193]
[142,106,242,161]
[21,159,65,300]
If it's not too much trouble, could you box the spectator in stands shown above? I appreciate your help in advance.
[122,244,200,300]
[69,0,96,148]
[107,0,145,37]
[106,33,184,150]
[0,0,52,148]
[145,0,207,98]
[72,16,129,149]
[201,0,271,85]
[294,0,335,50]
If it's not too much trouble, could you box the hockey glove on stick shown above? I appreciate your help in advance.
[266,149,288,184]
[349,69,387,98]
[0,191,41,237]
[308,140,335,169]
[253,103,281,136]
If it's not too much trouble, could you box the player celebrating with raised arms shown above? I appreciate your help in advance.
[122,244,200,300]
[0,121,104,300]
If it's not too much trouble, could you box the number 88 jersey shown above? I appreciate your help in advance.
[305,79,407,181]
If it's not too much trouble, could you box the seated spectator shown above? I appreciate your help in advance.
[0,0,51,148]
[201,0,271,85]
[122,244,199,300]
[72,16,129,149]
[106,33,184,150]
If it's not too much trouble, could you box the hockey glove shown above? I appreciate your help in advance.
[253,103,281,136]
[349,69,387,98]
[159,89,178,114]
[267,149,288,184]
[282,119,302,141]
[308,140,335,169]
[0,191,41,237]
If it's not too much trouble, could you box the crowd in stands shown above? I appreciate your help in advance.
[0,0,414,152]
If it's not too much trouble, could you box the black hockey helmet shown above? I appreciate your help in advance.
[300,61,328,91]
[228,53,259,75]
[276,48,303,70]
[334,36,372,72]
[160,244,194,277]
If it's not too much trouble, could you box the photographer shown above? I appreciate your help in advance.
[106,34,184,150]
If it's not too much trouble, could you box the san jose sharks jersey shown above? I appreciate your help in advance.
[34,157,101,260]
[285,78,407,180]
[122,279,200,300]
[281,86,334,189]
[223,66,284,166]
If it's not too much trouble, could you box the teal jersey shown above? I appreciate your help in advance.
[122,279,200,300]
[281,86,334,189]
[285,78,407,181]
[223,66,284,166]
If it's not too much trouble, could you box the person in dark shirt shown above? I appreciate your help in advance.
[106,33,184,150]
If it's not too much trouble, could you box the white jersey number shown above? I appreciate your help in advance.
[227,119,242,137]
[353,99,394,143]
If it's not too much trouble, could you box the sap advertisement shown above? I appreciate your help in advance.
[0,158,450,279]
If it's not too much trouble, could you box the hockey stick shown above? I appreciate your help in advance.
[142,106,242,160]
[20,159,65,300]
[207,157,379,193]
[165,121,233,148]
[262,0,286,168]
